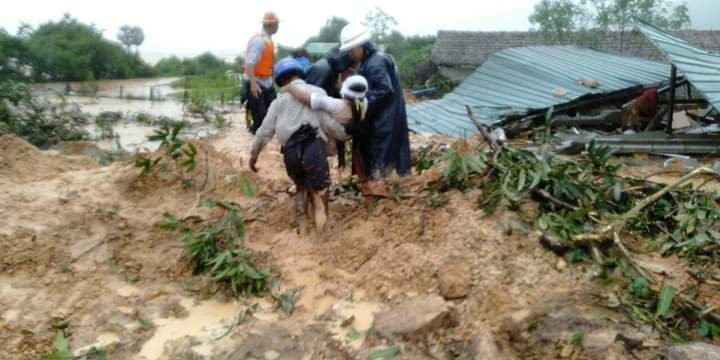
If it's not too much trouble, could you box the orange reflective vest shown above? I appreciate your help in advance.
[245,33,274,78]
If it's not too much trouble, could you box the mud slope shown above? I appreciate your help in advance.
[1,122,665,359]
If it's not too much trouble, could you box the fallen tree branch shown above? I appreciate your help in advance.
[574,167,720,243]
[534,189,579,211]
[567,167,720,326]
[465,105,500,153]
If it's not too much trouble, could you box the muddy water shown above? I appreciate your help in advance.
[65,96,186,118]
[40,95,241,152]
[33,77,180,99]
[139,297,243,359]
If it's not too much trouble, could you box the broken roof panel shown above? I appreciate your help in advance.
[407,46,670,137]
[305,42,338,57]
[635,17,720,112]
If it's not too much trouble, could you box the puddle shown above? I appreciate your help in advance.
[138,297,243,360]
[328,301,382,350]
[75,332,121,356]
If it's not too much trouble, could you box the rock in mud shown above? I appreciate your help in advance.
[502,301,653,358]
[224,324,306,360]
[668,342,720,360]
[160,336,205,360]
[437,262,472,300]
[459,332,508,360]
[374,295,453,338]
[59,190,81,203]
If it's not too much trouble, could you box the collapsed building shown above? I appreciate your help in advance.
[408,18,720,154]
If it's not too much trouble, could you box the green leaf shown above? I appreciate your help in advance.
[40,331,72,360]
[570,332,584,345]
[347,328,362,340]
[21,329,34,336]
[655,285,675,318]
[181,158,197,172]
[243,262,267,280]
[517,169,526,192]
[699,320,711,337]
[368,346,401,360]
[241,176,257,197]
[340,315,355,328]
[147,133,167,142]
[161,212,179,231]
[171,122,184,140]
[630,276,650,299]
[184,142,198,157]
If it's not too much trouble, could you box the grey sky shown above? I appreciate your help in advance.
[0,0,714,63]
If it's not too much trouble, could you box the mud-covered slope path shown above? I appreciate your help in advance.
[1,117,665,359]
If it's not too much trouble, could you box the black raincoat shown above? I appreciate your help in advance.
[355,43,411,177]
[304,51,354,167]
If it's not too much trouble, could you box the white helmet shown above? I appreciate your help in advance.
[339,23,371,52]
[340,75,368,100]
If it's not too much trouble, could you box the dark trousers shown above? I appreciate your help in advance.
[337,141,346,168]
[283,135,330,191]
[248,85,276,134]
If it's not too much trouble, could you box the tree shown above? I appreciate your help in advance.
[0,29,31,81]
[154,55,184,76]
[304,17,348,45]
[233,56,245,72]
[153,53,233,76]
[529,0,585,41]
[24,14,152,81]
[363,6,398,43]
[529,0,691,50]
[591,0,690,50]
[118,25,145,54]
[668,2,691,30]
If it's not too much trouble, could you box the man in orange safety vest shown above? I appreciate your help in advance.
[245,12,279,134]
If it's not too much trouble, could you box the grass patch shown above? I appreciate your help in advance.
[171,72,241,103]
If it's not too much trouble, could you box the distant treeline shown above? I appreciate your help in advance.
[1,11,450,94]
[0,14,242,83]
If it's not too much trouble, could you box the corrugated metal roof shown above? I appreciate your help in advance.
[305,42,338,57]
[408,46,670,137]
[635,17,720,112]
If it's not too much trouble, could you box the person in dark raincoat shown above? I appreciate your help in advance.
[303,49,354,168]
[339,23,411,197]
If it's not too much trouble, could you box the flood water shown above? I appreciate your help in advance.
[32,77,244,153]
[33,77,180,99]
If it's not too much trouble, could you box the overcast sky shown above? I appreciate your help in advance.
[0,0,714,63]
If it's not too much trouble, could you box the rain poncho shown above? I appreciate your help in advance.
[355,43,411,177]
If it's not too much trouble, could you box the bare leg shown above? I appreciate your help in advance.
[311,189,329,232]
[295,185,308,235]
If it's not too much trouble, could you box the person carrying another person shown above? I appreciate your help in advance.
[282,74,369,134]
[249,58,349,233]
[337,23,411,198]
[282,75,369,174]
[245,11,280,134]
[302,49,355,168]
